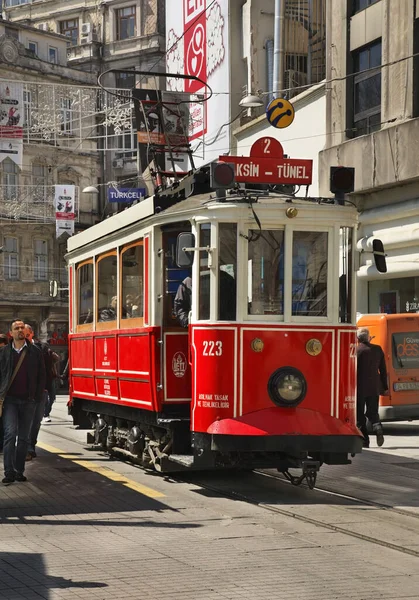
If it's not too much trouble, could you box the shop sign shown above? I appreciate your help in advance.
[406,300,419,312]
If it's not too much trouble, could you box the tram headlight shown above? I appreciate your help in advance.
[268,367,306,407]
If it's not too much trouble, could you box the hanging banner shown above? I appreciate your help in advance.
[55,185,76,238]
[55,185,76,219]
[0,138,22,168]
[56,220,75,238]
[133,89,191,148]
[0,82,23,139]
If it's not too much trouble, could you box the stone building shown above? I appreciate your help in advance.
[0,18,99,358]
[319,0,419,315]
[4,0,166,210]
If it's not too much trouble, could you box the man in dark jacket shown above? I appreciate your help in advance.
[0,320,45,484]
[357,327,388,448]
[174,277,192,328]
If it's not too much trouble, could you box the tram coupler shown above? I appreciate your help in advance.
[302,460,320,489]
[281,460,320,489]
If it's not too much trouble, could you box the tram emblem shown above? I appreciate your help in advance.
[172,351,187,378]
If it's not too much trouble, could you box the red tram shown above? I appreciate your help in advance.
[66,177,362,486]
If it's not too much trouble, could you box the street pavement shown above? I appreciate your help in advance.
[0,396,419,599]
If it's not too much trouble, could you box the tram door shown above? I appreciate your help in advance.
[161,227,192,404]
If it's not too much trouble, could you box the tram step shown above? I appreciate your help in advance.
[168,454,194,467]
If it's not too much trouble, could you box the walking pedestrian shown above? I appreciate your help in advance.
[24,324,57,458]
[356,327,389,448]
[0,334,9,454]
[0,320,45,484]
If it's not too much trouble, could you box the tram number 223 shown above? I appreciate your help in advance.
[203,341,223,356]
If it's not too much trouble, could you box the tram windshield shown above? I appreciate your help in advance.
[248,229,284,316]
[292,231,328,317]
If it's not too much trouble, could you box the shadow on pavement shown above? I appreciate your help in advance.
[0,553,106,599]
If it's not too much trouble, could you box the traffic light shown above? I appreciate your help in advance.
[210,161,235,190]
[330,166,355,203]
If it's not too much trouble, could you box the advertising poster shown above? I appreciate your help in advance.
[0,82,23,139]
[55,184,76,238]
[166,0,230,167]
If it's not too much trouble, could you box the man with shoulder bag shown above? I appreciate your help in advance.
[0,320,45,484]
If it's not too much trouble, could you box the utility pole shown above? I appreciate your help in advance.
[273,0,286,98]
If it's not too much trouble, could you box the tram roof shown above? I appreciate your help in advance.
[68,190,357,254]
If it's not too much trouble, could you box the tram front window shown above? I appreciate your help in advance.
[218,223,237,321]
[199,224,211,320]
[248,229,284,316]
[292,231,328,317]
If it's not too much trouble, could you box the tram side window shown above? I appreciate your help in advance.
[218,223,237,321]
[97,253,117,322]
[292,231,328,317]
[121,244,143,319]
[339,227,353,323]
[199,223,211,320]
[77,262,93,324]
[248,230,284,316]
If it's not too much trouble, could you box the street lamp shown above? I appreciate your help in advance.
[239,93,264,108]
[82,186,99,194]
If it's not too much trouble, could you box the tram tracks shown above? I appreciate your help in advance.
[42,420,419,559]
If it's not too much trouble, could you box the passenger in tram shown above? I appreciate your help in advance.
[174,269,236,327]
[174,277,192,327]
[131,295,142,318]
[99,296,118,321]
[356,327,388,448]
[124,294,134,318]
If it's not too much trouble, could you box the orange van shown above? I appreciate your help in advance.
[357,314,419,422]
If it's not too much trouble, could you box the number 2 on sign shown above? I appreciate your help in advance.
[349,343,356,358]
[263,138,271,154]
[203,341,223,356]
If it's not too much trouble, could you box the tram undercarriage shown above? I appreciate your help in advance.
[70,398,362,487]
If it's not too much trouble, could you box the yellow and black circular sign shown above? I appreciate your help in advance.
[266,98,295,129]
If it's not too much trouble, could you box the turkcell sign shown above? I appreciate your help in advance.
[108,188,146,203]
[220,156,313,185]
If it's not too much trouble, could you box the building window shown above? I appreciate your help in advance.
[2,159,18,200]
[28,41,38,55]
[115,70,136,89]
[23,89,33,128]
[34,240,48,281]
[32,163,48,202]
[4,237,18,280]
[60,98,73,134]
[48,46,58,64]
[5,27,19,40]
[353,0,380,13]
[116,6,136,41]
[60,19,78,45]
[5,0,31,5]
[352,40,382,137]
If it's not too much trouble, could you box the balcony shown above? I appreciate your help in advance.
[66,41,102,63]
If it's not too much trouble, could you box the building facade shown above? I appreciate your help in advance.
[0,19,99,357]
[4,0,166,210]
[319,0,419,315]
